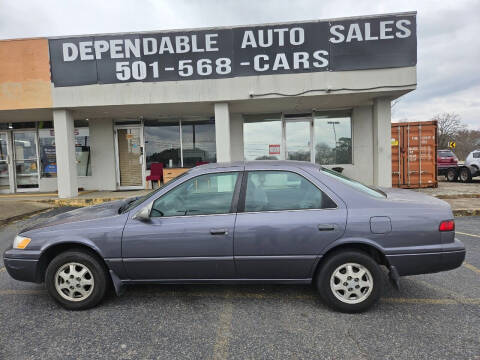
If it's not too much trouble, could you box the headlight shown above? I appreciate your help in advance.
[13,235,31,249]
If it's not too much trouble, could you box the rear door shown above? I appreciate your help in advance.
[233,166,347,280]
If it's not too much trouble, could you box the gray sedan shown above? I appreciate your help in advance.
[3,161,465,312]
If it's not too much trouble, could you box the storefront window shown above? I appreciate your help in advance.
[39,121,92,177]
[243,114,282,160]
[144,120,181,169]
[181,120,216,167]
[314,111,352,165]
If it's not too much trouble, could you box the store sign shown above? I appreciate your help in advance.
[48,13,416,87]
[269,144,281,155]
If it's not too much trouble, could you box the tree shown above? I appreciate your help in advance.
[454,129,480,161]
[432,113,465,149]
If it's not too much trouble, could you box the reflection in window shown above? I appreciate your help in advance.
[181,120,216,167]
[144,120,181,170]
[243,114,282,160]
[245,171,336,212]
[314,111,352,165]
[151,172,238,217]
[39,123,92,177]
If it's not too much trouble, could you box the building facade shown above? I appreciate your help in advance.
[0,12,417,198]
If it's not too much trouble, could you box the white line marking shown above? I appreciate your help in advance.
[457,231,480,238]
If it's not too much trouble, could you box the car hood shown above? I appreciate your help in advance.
[20,198,134,233]
[380,187,449,207]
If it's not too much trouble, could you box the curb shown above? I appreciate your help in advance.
[435,194,480,199]
[452,209,480,217]
[37,198,124,207]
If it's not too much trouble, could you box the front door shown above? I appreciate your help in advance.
[12,130,39,192]
[0,132,14,193]
[122,171,241,280]
[234,168,347,279]
[285,117,312,161]
[115,126,144,189]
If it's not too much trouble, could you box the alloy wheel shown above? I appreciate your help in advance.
[329,262,373,304]
[54,262,94,302]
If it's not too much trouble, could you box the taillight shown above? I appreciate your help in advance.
[439,220,455,232]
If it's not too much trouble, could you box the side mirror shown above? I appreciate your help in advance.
[133,203,152,222]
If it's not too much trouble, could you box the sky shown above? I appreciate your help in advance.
[1,0,479,129]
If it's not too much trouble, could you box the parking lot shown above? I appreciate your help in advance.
[0,210,479,359]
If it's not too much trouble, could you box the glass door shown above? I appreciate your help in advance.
[13,130,39,191]
[285,118,313,162]
[0,132,13,193]
[115,126,145,189]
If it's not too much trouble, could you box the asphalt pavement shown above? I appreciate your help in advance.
[0,210,479,359]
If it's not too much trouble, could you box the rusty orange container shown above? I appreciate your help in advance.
[392,120,438,188]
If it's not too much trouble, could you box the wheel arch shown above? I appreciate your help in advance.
[37,241,111,283]
[312,239,390,281]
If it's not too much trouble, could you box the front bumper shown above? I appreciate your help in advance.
[3,248,41,283]
[386,239,466,276]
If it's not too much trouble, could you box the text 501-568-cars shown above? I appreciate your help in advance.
[3,161,465,313]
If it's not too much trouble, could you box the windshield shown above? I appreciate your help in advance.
[320,167,386,198]
[438,151,455,158]
[119,170,192,213]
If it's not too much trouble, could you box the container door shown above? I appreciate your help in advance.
[391,126,402,187]
[115,126,145,189]
[396,123,437,189]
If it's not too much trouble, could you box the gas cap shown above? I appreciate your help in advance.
[370,216,392,234]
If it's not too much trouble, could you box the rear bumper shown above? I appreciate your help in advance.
[386,239,466,276]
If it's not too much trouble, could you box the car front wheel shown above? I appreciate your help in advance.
[316,250,384,313]
[45,249,108,310]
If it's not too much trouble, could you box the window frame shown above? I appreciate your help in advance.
[237,169,338,214]
[243,110,353,166]
[149,170,244,218]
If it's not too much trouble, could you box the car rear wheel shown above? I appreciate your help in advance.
[316,250,383,313]
[446,168,458,182]
[45,250,108,310]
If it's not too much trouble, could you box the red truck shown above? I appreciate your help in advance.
[437,149,458,181]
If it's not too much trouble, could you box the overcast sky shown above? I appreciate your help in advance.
[1,0,479,129]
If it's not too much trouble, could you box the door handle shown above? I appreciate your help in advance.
[318,224,335,231]
[210,228,228,235]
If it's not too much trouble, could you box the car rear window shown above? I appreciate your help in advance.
[320,168,386,198]
[473,152,480,159]
[438,151,455,158]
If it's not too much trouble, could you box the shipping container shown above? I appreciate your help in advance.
[391,120,438,188]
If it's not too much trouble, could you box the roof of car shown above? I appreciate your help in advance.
[192,160,320,171]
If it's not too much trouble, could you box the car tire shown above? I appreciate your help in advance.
[446,168,458,182]
[316,250,384,313]
[45,249,108,310]
[459,167,472,183]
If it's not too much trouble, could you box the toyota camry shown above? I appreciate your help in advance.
[3,161,465,312]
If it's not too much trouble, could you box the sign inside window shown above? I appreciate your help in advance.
[48,13,416,87]
[269,144,281,155]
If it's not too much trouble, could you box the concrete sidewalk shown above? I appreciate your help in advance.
[0,200,52,225]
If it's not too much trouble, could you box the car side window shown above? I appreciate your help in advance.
[244,171,336,212]
[151,172,239,217]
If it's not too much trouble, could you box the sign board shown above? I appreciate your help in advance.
[48,13,416,87]
[269,144,281,155]
[448,141,456,149]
